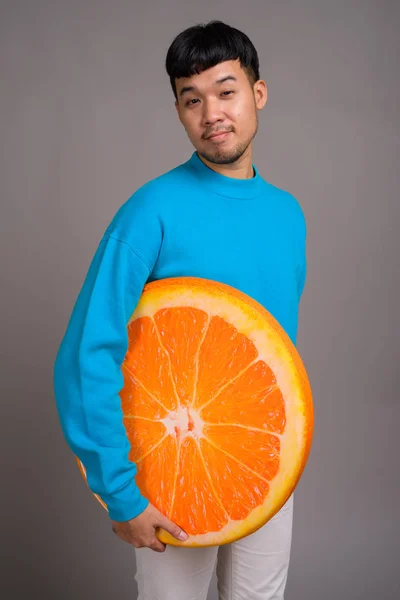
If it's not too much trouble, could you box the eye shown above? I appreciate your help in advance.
[185,91,235,107]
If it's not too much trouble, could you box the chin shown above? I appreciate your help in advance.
[198,144,247,165]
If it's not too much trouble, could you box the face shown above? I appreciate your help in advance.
[175,59,267,165]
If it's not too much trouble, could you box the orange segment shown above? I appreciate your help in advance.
[135,435,178,517]
[123,418,166,463]
[200,360,286,434]
[124,316,178,412]
[120,375,169,420]
[194,315,258,408]
[203,424,280,481]
[199,436,270,521]
[169,436,229,535]
[153,307,209,407]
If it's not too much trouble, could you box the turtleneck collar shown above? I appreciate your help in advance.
[186,151,264,200]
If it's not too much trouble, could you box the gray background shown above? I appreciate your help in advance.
[1,1,399,598]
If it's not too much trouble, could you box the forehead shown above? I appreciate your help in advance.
[175,59,246,94]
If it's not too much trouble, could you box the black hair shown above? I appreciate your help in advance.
[165,20,260,101]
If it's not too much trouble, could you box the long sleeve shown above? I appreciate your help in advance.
[54,232,155,522]
[296,209,307,301]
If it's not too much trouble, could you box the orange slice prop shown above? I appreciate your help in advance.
[76,277,313,547]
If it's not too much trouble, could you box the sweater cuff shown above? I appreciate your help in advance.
[100,479,150,522]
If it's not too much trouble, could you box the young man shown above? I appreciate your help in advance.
[54,20,307,600]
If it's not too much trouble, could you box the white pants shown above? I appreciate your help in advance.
[134,493,294,600]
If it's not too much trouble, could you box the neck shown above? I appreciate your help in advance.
[196,147,254,180]
[187,150,263,200]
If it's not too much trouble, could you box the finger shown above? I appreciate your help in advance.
[157,518,188,542]
[151,540,166,553]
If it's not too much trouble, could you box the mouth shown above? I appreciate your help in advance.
[206,131,232,142]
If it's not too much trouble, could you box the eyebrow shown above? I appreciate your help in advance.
[178,75,238,98]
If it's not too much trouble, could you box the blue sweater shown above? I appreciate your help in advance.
[53,151,307,522]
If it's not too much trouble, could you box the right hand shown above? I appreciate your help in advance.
[111,502,189,553]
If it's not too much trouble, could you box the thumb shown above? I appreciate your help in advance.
[157,513,188,541]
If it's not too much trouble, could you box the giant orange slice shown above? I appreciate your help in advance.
[77,277,313,547]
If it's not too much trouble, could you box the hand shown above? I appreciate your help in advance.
[111,502,188,553]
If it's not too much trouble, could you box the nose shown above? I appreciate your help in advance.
[201,98,225,126]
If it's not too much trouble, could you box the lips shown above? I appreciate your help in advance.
[206,131,231,140]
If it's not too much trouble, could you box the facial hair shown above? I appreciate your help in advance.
[196,108,259,166]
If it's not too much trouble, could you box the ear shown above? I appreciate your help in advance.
[255,80,267,110]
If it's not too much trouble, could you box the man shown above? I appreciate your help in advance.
[54,20,307,600]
